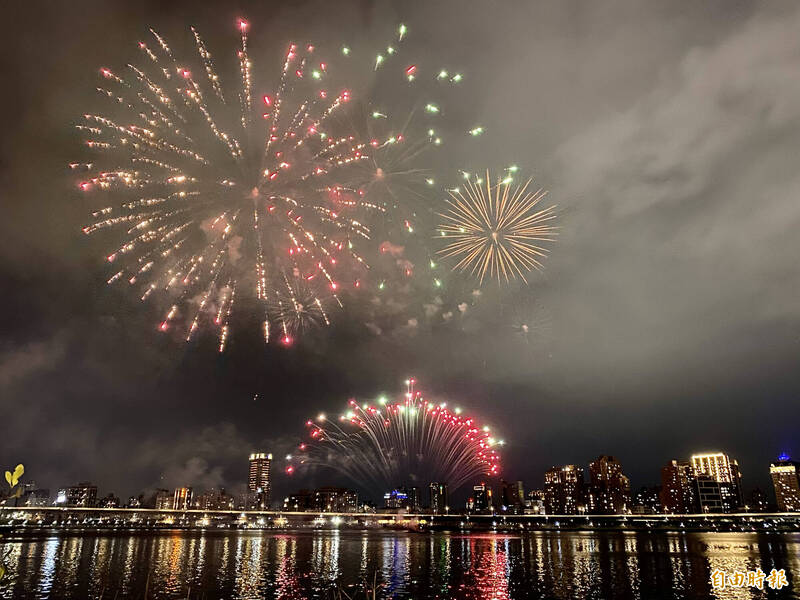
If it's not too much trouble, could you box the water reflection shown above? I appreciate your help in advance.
[472,538,510,599]
[0,530,798,599]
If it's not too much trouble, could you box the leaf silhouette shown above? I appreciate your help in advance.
[3,472,10,487]
[11,464,23,487]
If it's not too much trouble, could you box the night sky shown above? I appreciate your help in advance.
[2,0,800,504]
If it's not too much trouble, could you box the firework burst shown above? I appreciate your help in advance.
[437,171,558,284]
[74,20,467,350]
[286,378,502,493]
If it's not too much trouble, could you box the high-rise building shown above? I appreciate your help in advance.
[526,489,546,514]
[173,487,193,510]
[429,482,449,514]
[407,487,421,512]
[54,482,98,507]
[587,455,631,514]
[383,486,419,511]
[544,465,584,515]
[631,486,661,514]
[660,460,695,513]
[470,483,493,513]
[24,489,51,507]
[99,493,120,508]
[691,452,743,512]
[313,487,358,513]
[153,489,173,510]
[15,482,50,507]
[693,475,724,513]
[196,488,235,510]
[691,452,734,482]
[248,452,272,509]
[497,480,525,514]
[284,489,313,512]
[384,488,409,510]
[748,487,770,512]
[515,481,525,505]
[770,456,800,512]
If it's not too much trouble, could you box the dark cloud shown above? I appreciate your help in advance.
[2,0,800,503]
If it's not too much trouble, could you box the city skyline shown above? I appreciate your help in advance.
[12,447,800,516]
[9,413,796,503]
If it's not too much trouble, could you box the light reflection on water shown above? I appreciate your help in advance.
[0,530,798,599]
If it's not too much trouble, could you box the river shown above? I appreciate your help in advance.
[1,529,799,598]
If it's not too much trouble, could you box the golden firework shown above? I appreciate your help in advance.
[437,172,557,283]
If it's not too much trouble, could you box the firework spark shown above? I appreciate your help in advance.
[437,172,557,283]
[75,20,465,349]
[507,291,552,345]
[286,378,502,493]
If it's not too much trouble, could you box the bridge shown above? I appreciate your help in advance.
[2,506,800,532]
